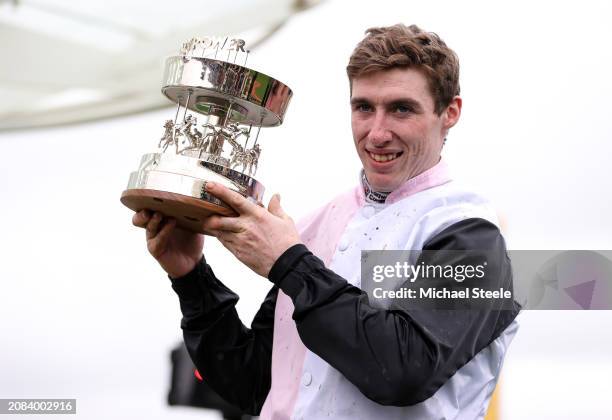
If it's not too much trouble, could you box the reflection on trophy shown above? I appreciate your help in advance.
[120,36,293,233]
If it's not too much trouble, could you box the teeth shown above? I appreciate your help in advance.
[370,152,399,162]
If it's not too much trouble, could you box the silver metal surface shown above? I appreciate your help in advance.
[126,152,264,205]
[162,56,292,127]
[122,35,292,219]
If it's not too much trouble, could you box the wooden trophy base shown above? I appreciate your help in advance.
[121,189,236,234]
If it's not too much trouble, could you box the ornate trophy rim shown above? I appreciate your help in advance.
[162,56,292,127]
[125,152,265,201]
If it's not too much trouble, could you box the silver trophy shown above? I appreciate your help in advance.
[121,36,292,233]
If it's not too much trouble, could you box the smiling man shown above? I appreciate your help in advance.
[350,67,459,192]
[134,24,520,419]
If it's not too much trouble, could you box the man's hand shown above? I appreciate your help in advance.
[132,210,204,279]
[202,182,301,278]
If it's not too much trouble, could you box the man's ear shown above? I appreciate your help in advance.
[443,96,462,130]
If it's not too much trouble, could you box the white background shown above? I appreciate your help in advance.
[1,0,611,418]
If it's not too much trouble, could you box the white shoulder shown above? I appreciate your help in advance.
[406,181,501,249]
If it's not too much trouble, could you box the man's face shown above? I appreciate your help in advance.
[350,67,461,192]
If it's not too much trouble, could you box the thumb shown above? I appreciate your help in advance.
[268,193,287,219]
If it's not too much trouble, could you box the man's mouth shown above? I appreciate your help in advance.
[368,151,403,163]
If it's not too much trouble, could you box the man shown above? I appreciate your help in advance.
[133,24,520,419]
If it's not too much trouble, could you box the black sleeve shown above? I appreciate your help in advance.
[268,217,521,406]
[170,256,278,415]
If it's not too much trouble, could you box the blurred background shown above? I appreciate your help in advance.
[1,0,611,418]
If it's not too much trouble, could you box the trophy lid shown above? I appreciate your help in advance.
[161,36,292,127]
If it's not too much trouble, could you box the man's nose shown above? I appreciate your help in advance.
[368,112,392,144]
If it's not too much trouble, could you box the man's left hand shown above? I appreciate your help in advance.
[202,182,302,278]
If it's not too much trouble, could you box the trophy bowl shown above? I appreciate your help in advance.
[120,36,292,233]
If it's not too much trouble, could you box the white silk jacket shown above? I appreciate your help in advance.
[260,161,520,419]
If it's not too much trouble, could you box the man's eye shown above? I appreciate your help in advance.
[355,104,372,112]
[394,104,412,113]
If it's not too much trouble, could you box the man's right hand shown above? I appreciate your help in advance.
[132,210,204,279]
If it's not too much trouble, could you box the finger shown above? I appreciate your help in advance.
[200,220,224,237]
[206,182,259,215]
[247,196,264,207]
[203,214,244,233]
[132,210,151,228]
[145,212,163,240]
[149,218,176,258]
[268,193,289,220]
[202,228,221,237]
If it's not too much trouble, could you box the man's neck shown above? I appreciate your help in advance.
[361,172,390,204]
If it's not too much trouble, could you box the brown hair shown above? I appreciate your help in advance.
[346,24,460,115]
